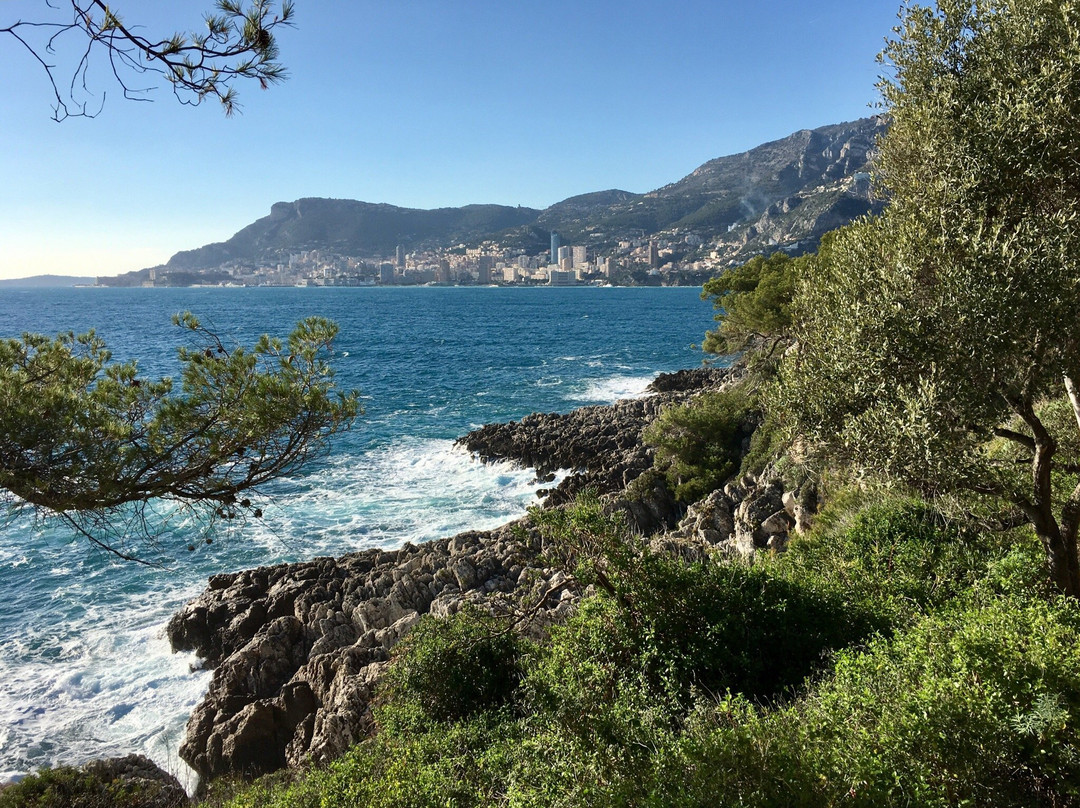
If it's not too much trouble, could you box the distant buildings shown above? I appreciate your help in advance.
[129,222,724,289]
[648,241,660,268]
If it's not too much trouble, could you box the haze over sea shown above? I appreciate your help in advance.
[0,285,714,787]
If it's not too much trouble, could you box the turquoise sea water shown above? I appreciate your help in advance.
[0,285,715,787]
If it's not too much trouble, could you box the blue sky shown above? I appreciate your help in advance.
[0,1,900,280]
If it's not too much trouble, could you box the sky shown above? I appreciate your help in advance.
[0,1,901,280]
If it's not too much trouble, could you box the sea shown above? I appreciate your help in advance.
[0,285,716,789]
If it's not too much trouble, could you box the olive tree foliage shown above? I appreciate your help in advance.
[1,0,294,120]
[779,0,1080,595]
[0,313,359,561]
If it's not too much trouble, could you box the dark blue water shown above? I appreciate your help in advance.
[0,285,715,787]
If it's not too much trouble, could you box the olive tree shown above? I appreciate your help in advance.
[780,0,1080,595]
[2,0,294,120]
[0,313,359,560]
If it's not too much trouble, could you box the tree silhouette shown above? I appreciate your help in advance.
[2,0,294,120]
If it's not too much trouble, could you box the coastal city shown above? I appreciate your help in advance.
[108,120,883,290]
[135,230,723,288]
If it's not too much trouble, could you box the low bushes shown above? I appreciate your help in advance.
[202,496,1080,808]
[780,497,1045,625]
[375,606,524,732]
[0,764,185,808]
[657,594,1080,807]
[644,385,759,502]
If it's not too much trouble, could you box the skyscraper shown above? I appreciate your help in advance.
[550,232,560,265]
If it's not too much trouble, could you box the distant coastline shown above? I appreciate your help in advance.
[0,277,701,290]
[0,275,97,288]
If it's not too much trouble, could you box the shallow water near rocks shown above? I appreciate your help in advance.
[0,285,714,788]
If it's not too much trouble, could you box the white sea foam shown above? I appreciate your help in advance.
[0,436,550,794]
[248,437,549,553]
[573,375,656,403]
[0,571,211,793]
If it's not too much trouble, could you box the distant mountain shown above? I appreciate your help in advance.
[125,116,886,280]
[0,274,96,288]
[526,117,887,259]
[165,199,540,270]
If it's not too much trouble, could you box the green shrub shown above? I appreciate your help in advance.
[376,606,524,733]
[646,696,816,808]
[0,765,183,808]
[532,496,882,714]
[779,497,1041,625]
[701,251,801,357]
[203,715,517,808]
[526,557,881,725]
[800,595,1080,806]
[302,716,513,808]
[644,384,759,502]
[641,595,1080,808]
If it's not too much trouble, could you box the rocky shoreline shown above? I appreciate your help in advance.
[166,521,577,782]
[164,366,729,785]
[157,363,809,793]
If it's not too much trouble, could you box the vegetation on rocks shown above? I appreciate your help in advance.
[193,493,1080,808]
[0,755,187,808]
[644,385,759,502]
[14,2,1080,806]
[176,3,1080,805]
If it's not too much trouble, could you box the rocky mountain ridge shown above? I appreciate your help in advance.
[134,116,886,279]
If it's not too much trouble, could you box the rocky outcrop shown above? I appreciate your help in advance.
[82,755,188,807]
[0,754,188,807]
[645,366,731,393]
[168,362,806,789]
[168,521,579,785]
[672,471,817,556]
[456,366,734,523]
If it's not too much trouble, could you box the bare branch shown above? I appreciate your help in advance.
[993,427,1036,452]
[1,1,294,120]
